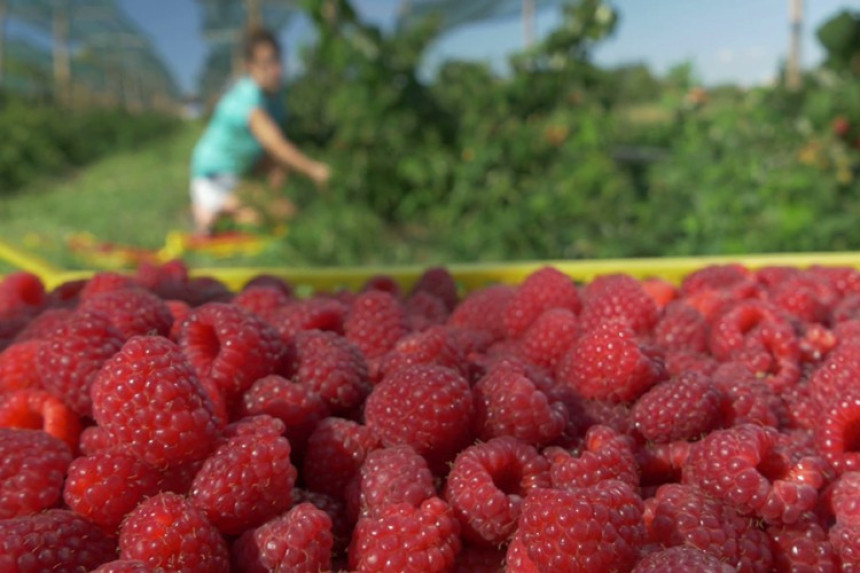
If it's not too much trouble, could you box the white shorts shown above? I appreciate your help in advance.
[190,175,239,213]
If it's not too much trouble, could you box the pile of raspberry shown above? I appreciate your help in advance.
[2,259,860,571]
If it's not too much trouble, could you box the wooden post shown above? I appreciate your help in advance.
[0,0,6,87]
[523,0,536,49]
[787,0,803,91]
[53,0,71,104]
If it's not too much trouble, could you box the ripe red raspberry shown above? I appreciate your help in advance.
[473,360,567,447]
[375,325,468,383]
[518,480,644,572]
[0,509,116,572]
[345,445,436,522]
[544,425,639,490]
[830,520,860,570]
[47,277,86,307]
[186,276,235,306]
[345,291,410,360]
[768,519,838,572]
[683,424,825,524]
[190,424,297,534]
[713,362,785,428]
[709,300,797,361]
[503,267,581,338]
[303,417,380,499]
[770,275,836,324]
[292,330,370,414]
[411,266,458,311]
[242,273,294,297]
[448,285,515,341]
[405,291,449,331]
[79,271,137,300]
[166,299,191,341]
[179,302,287,403]
[636,440,691,489]
[505,533,539,572]
[232,502,333,573]
[0,428,71,518]
[782,382,819,430]
[655,302,709,353]
[293,488,352,555]
[80,288,173,339]
[92,560,152,573]
[834,293,860,322]
[799,322,837,363]
[269,297,348,343]
[233,285,292,320]
[91,335,220,467]
[519,308,579,370]
[579,273,658,335]
[643,483,773,571]
[239,375,329,461]
[79,425,112,456]
[810,343,860,407]
[632,546,736,573]
[816,389,860,473]
[11,307,73,343]
[681,264,757,297]
[119,492,229,572]
[349,496,461,573]
[445,436,550,546]
[665,349,719,378]
[547,387,634,442]
[557,320,664,403]
[365,365,473,472]
[631,372,723,443]
[0,271,45,315]
[362,274,403,297]
[136,259,189,299]
[454,546,505,573]
[37,310,124,416]
[63,447,161,533]
[809,265,860,296]
[0,389,81,450]
[830,471,860,525]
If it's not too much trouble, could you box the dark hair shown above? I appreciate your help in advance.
[244,28,281,62]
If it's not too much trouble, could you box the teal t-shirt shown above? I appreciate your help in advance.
[191,77,287,178]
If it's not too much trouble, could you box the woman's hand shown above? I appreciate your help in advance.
[308,162,331,189]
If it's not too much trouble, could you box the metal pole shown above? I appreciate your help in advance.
[0,0,6,87]
[53,0,71,104]
[787,0,803,90]
[523,0,536,49]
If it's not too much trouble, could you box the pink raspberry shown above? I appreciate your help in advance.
[503,267,581,338]
[518,480,645,572]
[366,365,473,472]
[445,436,550,546]
[631,372,723,443]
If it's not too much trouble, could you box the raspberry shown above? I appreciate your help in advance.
[681,264,757,297]
[682,424,825,524]
[0,510,116,572]
[302,417,380,499]
[0,428,71,518]
[365,365,473,472]
[708,300,797,362]
[833,293,860,322]
[830,471,860,524]
[37,310,124,416]
[636,440,691,488]
[557,320,664,403]
[798,322,837,363]
[91,336,220,467]
[47,277,87,307]
[1,341,44,394]
[292,330,370,414]
[80,288,173,339]
[579,273,658,335]
[631,372,723,443]
[63,447,161,533]
[654,302,709,353]
[713,362,786,428]
[445,436,550,546]
[768,519,838,572]
[119,492,229,572]
[642,277,678,309]
[11,307,73,343]
[816,389,860,473]
[136,259,189,299]
[233,285,292,320]
[544,425,639,490]
[548,388,634,442]
[375,325,468,382]
[185,276,234,306]
[156,459,205,495]
[519,308,579,370]
[783,382,819,430]
[810,343,860,406]
[79,425,112,456]
[632,546,737,573]
[190,423,297,534]
[503,267,581,338]
[345,291,410,359]
[770,275,835,324]
[405,291,449,331]
[505,533,539,572]
[0,389,81,450]
[664,349,719,378]
[472,360,567,447]
[454,546,505,573]
[448,285,515,341]
[362,274,403,297]
[242,274,294,297]
[349,496,461,573]
[411,267,458,311]
[809,265,860,296]
[232,503,333,573]
[92,560,152,573]
[293,488,352,555]
[269,297,348,343]
[0,271,45,316]
[518,480,644,572]
[345,445,436,522]
[643,483,773,571]
[79,271,137,300]
[166,299,191,340]
[239,375,329,461]
[830,520,860,569]
[179,303,287,403]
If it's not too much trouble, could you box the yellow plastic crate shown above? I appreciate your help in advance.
[4,237,860,293]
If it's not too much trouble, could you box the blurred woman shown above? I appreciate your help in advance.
[190,28,330,236]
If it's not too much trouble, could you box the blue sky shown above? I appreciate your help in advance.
[24,0,859,94]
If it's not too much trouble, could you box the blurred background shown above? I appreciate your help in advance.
[0,0,858,271]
